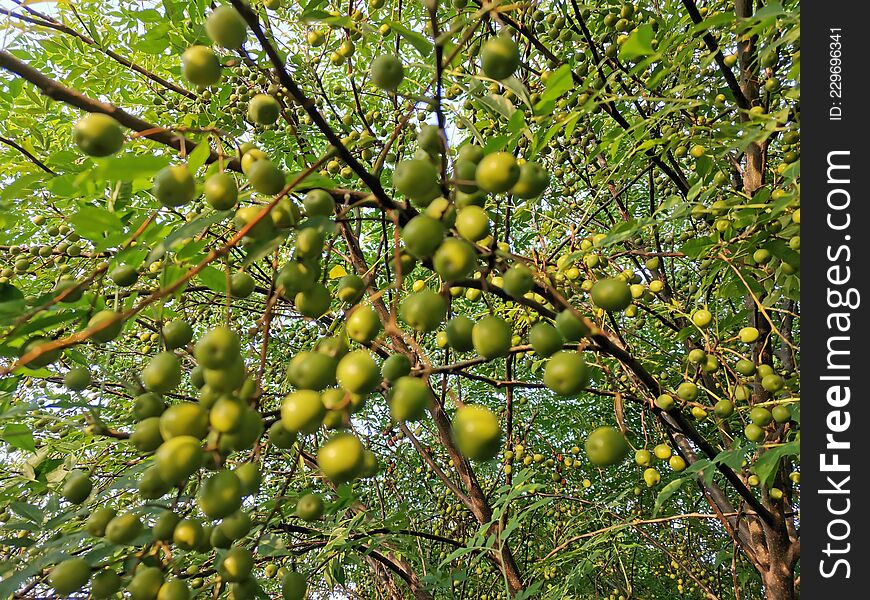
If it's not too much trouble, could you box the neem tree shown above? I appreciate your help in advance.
[0,0,799,598]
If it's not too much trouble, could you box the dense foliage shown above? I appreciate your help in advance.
[0,0,799,598]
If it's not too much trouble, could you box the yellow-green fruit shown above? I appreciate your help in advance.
[543,351,589,396]
[295,493,324,521]
[269,421,297,449]
[676,382,699,401]
[750,406,773,426]
[502,264,534,297]
[453,405,501,460]
[110,264,139,287]
[230,272,256,298]
[195,326,241,369]
[653,444,672,460]
[295,283,331,318]
[303,188,335,217]
[555,309,589,341]
[590,278,632,312]
[282,571,308,600]
[139,466,172,500]
[445,315,475,352]
[739,326,759,343]
[402,215,445,259]
[61,469,92,504]
[86,506,117,537]
[73,113,125,157]
[105,512,143,545]
[381,354,412,380]
[585,426,628,466]
[691,308,713,328]
[371,54,404,91]
[153,165,196,208]
[669,455,687,472]
[205,5,248,48]
[399,290,447,332]
[433,238,477,281]
[49,558,91,595]
[157,579,190,600]
[246,159,286,195]
[88,310,124,343]
[219,547,254,582]
[247,94,281,125]
[64,367,91,391]
[635,449,652,467]
[295,226,324,259]
[154,435,203,484]
[529,322,563,357]
[317,432,365,483]
[472,315,512,359]
[91,569,122,599]
[152,510,180,542]
[772,404,791,423]
[336,350,381,394]
[511,161,549,199]
[173,518,203,550]
[235,461,261,496]
[346,304,382,343]
[389,376,432,422]
[655,394,675,410]
[19,336,62,368]
[475,152,520,193]
[336,274,365,304]
[234,205,276,241]
[162,320,193,350]
[691,406,708,421]
[221,509,252,540]
[714,399,734,418]
[281,390,326,433]
[198,470,243,519]
[130,417,164,453]
[287,351,336,390]
[455,206,490,242]
[744,423,765,442]
[128,566,164,600]
[393,159,440,205]
[762,374,785,393]
[182,45,221,86]
[644,467,661,487]
[142,352,182,394]
[480,36,520,80]
[159,402,208,439]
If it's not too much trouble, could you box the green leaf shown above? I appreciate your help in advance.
[187,139,213,174]
[1,423,36,453]
[388,22,433,57]
[198,265,227,293]
[92,153,171,182]
[654,478,686,515]
[619,24,656,61]
[753,440,800,486]
[68,206,124,242]
[539,64,574,105]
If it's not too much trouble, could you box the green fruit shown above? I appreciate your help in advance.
[529,322,563,357]
[511,161,549,198]
[303,188,335,217]
[714,399,734,418]
[152,510,180,542]
[235,205,277,241]
[371,54,404,90]
[85,506,116,537]
[502,265,534,297]
[585,426,628,466]
[453,405,501,460]
[635,449,652,467]
[110,264,139,287]
[455,206,490,241]
[130,417,163,452]
[229,271,256,298]
[210,396,247,432]
[590,278,632,311]
[173,518,204,550]
[295,493,324,521]
[195,326,241,369]
[49,558,91,595]
[61,469,92,504]
[744,423,765,442]
[762,374,785,392]
[772,404,791,423]
[203,172,238,210]
[198,470,243,519]
[543,351,589,395]
[247,94,281,125]
[687,348,706,365]
[134,392,165,420]
[317,432,365,483]
[336,350,381,394]
[433,238,477,281]
[735,359,756,376]
[64,366,91,391]
[205,5,248,48]
[154,436,203,484]
[655,394,675,411]
[749,406,773,426]
[691,309,713,328]
[129,566,164,600]
[157,579,190,600]
[235,461,262,496]
[246,159,286,195]
[669,455,687,472]
[19,336,62,368]
[220,509,252,540]
[153,165,196,208]
[402,215,445,258]
[138,466,172,499]
[676,381,699,401]
[287,351,337,390]
[73,113,124,157]
[53,278,85,303]
[272,197,301,228]
[445,315,475,352]
[400,290,447,332]
[757,364,774,378]
[472,315,512,359]
[346,304,381,343]
[142,352,182,393]
[295,226,324,260]
[458,144,484,164]
[278,261,317,296]
[295,283,331,318]
[182,45,221,86]
[393,160,440,205]
[480,36,520,80]
[88,310,124,343]
[105,511,143,545]
[336,274,366,303]
[381,354,412,380]
[417,124,445,156]
[389,376,432,422]
[159,402,208,439]
[282,571,308,600]
[555,309,590,341]
[92,569,122,599]
[281,390,326,433]
[739,326,760,343]
[475,152,519,193]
